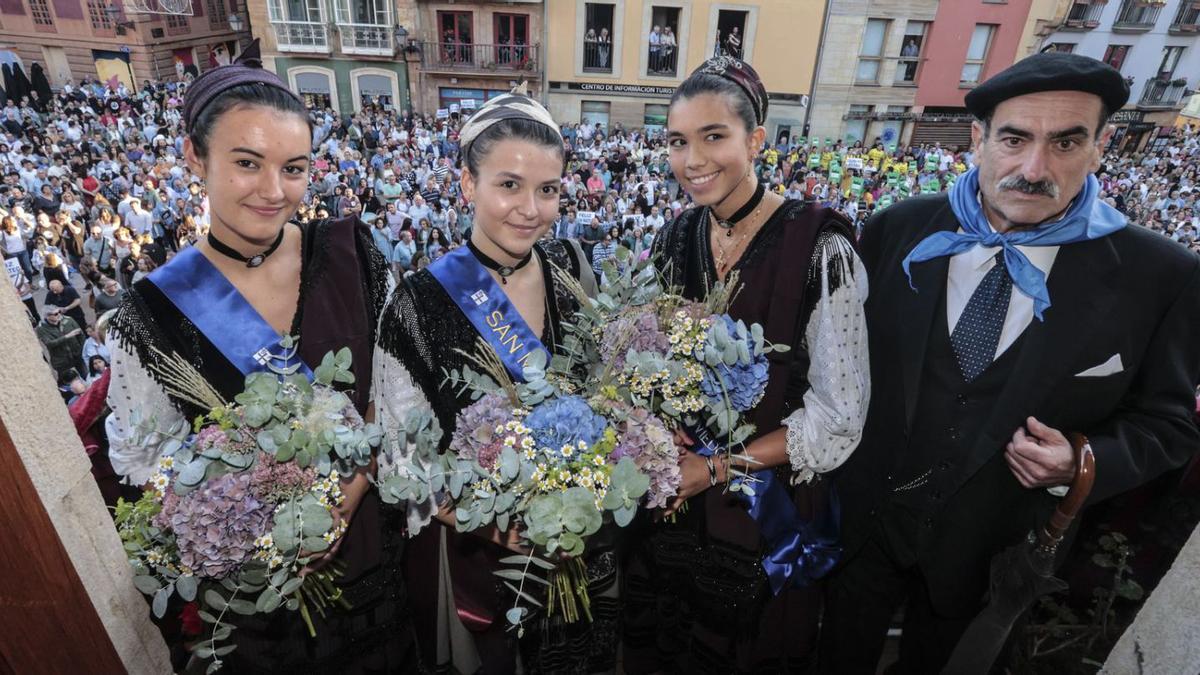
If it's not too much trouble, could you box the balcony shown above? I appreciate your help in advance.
[1112,0,1162,32]
[583,41,612,73]
[1138,78,1189,108]
[1168,1,1200,34]
[339,23,393,56]
[272,21,330,53]
[1061,1,1104,30]
[418,42,541,76]
[894,58,921,86]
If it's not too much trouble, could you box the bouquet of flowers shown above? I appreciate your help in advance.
[114,340,381,672]
[584,247,790,497]
[376,270,680,631]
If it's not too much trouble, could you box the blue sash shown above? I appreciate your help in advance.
[691,425,841,594]
[146,246,313,380]
[427,246,550,383]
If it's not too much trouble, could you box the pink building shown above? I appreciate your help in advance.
[911,0,1037,145]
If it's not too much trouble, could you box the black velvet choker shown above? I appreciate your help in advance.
[467,239,533,285]
[207,228,285,268]
[713,182,766,237]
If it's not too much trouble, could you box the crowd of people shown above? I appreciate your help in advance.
[2,65,1197,405]
[3,66,1198,401]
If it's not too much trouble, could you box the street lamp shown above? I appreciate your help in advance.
[230,12,245,31]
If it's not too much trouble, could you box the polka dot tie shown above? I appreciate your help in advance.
[950,252,1012,382]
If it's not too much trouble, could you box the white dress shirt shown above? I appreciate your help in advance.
[947,225,1059,360]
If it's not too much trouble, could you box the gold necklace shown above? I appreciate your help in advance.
[710,203,764,275]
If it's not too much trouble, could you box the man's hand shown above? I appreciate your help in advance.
[1005,416,1076,489]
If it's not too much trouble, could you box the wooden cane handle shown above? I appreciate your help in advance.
[1037,432,1095,552]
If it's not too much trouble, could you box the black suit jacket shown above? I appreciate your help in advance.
[834,193,1200,615]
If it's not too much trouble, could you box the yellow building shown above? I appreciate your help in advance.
[543,0,825,142]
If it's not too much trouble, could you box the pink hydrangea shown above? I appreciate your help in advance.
[599,309,671,370]
[248,452,317,503]
[451,393,517,464]
[604,402,681,509]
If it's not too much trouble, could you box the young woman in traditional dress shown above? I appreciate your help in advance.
[621,56,871,673]
[104,42,418,673]
[374,91,610,674]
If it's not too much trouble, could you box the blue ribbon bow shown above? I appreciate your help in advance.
[690,426,841,594]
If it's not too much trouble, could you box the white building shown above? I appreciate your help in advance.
[1040,0,1200,151]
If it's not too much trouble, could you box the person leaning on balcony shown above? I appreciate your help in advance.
[598,27,611,68]
[649,25,662,72]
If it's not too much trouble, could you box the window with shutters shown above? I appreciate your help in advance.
[87,0,112,31]
[166,9,188,34]
[29,0,54,30]
[206,0,226,29]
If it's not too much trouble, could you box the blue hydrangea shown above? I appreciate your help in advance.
[700,316,771,412]
[700,358,770,412]
[525,396,609,456]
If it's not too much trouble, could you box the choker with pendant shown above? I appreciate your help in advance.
[713,182,766,237]
[207,228,285,268]
[467,239,533,285]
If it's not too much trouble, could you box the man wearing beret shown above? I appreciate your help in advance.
[820,53,1200,673]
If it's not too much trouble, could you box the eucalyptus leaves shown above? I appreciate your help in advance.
[115,343,379,672]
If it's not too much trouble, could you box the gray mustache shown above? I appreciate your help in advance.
[997,175,1059,199]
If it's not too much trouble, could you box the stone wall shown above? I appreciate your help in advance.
[0,290,172,673]
[1102,523,1200,674]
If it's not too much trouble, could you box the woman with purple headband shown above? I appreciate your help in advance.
[104,41,418,672]
[622,55,871,673]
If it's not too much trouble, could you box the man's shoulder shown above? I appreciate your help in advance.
[1110,224,1200,277]
[864,193,952,242]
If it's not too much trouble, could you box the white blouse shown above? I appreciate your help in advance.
[372,344,439,535]
[781,233,871,484]
[105,333,185,486]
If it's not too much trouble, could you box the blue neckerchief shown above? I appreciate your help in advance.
[426,245,550,383]
[146,246,313,379]
[902,166,1126,319]
[690,426,840,594]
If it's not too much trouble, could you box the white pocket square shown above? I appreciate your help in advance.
[1075,354,1123,377]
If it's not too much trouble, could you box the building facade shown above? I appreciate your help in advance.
[909,0,1066,148]
[543,0,824,144]
[809,0,1065,150]
[246,0,414,114]
[1038,0,1200,151]
[807,0,940,148]
[401,0,543,115]
[0,0,250,92]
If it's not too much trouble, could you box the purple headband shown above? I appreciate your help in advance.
[181,39,301,132]
[694,55,768,126]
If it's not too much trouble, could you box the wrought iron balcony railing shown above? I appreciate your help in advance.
[339,23,393,55]
[418,41,541,74]
[272,20,330,53]
[1139,78,1188,108]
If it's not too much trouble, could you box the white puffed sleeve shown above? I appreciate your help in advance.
[782,233,871,483]
[104,331,186,486]
[372,344,439,536]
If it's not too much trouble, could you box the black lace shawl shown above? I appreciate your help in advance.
[109,217,392,422]
[377,239,586,444]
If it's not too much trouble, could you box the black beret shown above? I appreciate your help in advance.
[964,52,1129,119]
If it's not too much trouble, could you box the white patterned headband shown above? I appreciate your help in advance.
[459,85,563,161]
